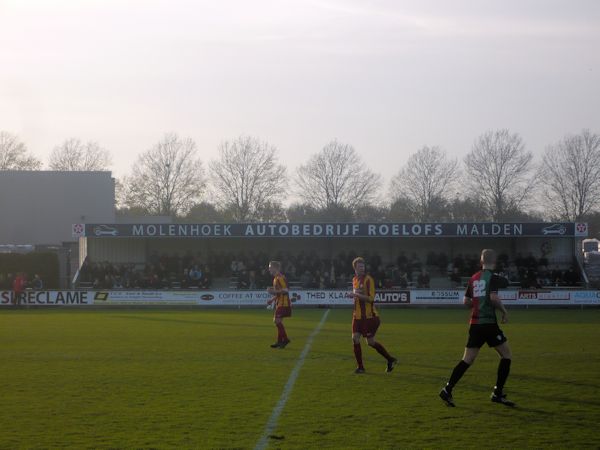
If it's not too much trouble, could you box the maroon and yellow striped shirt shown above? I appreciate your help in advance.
[352,274,377,319]
[273,273,290,308]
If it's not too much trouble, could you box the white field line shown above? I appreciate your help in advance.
[254,309,330,450]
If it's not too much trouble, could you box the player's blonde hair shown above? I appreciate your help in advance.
[269,260,281,269]
[481,249,497,265]
[352,257,365,269]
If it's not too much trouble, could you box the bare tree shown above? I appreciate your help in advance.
[49,138,112,171]
[0,131,41,170]
[209,136,286,222]
[388,196,417,222]
[123,133,206,216]
[286,203,320,222]
[254,200,287,222]
[464,129,535,221]
[447,196,491,222]
[540,129,600,221]
[295,140,381,210]
[354,203,390,223]
[182,201,229,223]
[390,146,458,221]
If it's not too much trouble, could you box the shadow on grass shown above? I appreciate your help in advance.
[109,314,274,329]
[109,313,326,333]
[457,403,599,429]
[510,372,600,390]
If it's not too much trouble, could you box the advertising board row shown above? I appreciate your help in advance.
[1,289,599,306]
[75,222,589,238]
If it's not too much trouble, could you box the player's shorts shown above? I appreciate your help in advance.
[352,317,380,338]
[466,323,507,348]
[274,306,292,319]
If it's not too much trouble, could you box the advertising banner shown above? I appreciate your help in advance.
[79,222,587,239]
[0,290,95,306]
[570,290,600,305]
[1,289,598,306]
[92,290,200,305]
[411,290,462,304]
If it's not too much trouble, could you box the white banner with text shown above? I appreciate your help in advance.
[1,289,598,306]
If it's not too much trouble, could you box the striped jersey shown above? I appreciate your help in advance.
[465,269,505,324]
[273,273,291,308]
[352,274,378,320]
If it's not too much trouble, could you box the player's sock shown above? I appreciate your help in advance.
[372,342,393,361]
[276,323,286,342]
[280,324,288,341]
[494,358,511,394]
[353,343,364,369]
[447,360,471,392]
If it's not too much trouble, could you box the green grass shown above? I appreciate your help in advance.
[1,308,599,449]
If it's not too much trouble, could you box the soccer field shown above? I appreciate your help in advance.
[1,308,599,449]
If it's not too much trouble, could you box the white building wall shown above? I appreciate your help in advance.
[0,171,115,245]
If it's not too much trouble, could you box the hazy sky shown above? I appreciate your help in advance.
[1,0,599,185]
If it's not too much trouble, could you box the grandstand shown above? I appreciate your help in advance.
[73,221,587,291]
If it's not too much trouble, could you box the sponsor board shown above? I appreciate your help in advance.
[411,290,462,304]
[82,222,587,239]
[205,291,272,305]
[0,290,94,306]
[571,290,600,305]
[96,289,409,306]
[498,290,518,301]
[295,290,351,305]
[374,290,410,304]
[297,290,410,304]
[517,290,571,301]
[517,290,540,300]
[94,290,199,305]
[1,289,598,306]
[95,290,295,306]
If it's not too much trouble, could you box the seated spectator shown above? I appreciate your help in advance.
[181,268,190,288]
[537,266,551,286]
[520,269,540,289]
[103,274,113,289]
[248,270,257,289]
[417,268,430,288]
[112,275,124,289]
[336,272,348,289]
[32,274,43,290]
[507,262,519,283]
[328,263,336,287]
[238,270,250,289]
[449,267,462,288]
[322,272,333,289]
[230,260,240,276]
[395,270,408,289]
[300,270,312,289]
[201,266,212,289]
[149,274,162,289]
[551,266,563,286]
[188,265,202,285]
[564,266,580,286]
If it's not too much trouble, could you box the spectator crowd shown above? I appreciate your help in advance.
[77,249,581,290]
[0,273,44,290]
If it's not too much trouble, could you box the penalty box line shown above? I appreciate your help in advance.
[255,309,331,450]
